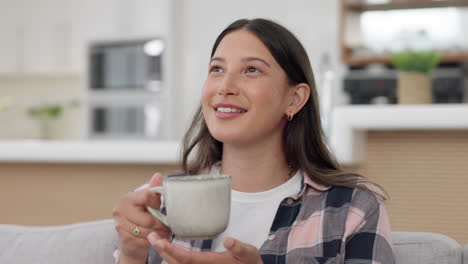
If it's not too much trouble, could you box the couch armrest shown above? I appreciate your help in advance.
[392,232,462,264]
[0,219,118,264]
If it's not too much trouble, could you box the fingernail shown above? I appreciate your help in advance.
[155,239,165,250]
[224,237,234,249]
[148,233,166,250]
[147,233,158,244]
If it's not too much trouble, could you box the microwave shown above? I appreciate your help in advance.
[87,39,165,139]
[89,103,162,139]
[88,39,163,91]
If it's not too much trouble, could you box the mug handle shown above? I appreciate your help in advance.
[146,186,169,226]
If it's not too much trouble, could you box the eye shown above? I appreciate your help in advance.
[209,65,223,73]
[246,66,261,73]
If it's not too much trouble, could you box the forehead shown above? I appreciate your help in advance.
[213,29,275,62]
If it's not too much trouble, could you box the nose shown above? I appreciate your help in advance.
[217,73,239,96]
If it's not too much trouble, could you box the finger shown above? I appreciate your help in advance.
[115,219,151,252]
[124,203,157,229]
[144,226,172,242]
[118,231,151,260]
[133,189,162,221]
[115,216,154,239]
[119,228,151,247]
[147,235,181,264]
[224,237,260,262]
[147,231,171,241]
[112,195,155,229]
[128,191,161,221]
[133,189,161,209]
[113,195,171,242]
[149,172,163,188]
[148,233,226,264]
[125,211,171,240]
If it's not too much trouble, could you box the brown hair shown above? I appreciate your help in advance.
[181,18,385,198]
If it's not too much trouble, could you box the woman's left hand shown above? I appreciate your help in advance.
[148,233,263,264]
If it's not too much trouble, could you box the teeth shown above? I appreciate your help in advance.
[217,107,246,113]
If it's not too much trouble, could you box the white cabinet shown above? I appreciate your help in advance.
[0,24,19,73]
[81,0,169,41]
[0,0,81,75]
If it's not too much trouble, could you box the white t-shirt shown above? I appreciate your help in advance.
[210,165,302,252]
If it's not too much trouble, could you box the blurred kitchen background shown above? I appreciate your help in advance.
[1,0,467,245]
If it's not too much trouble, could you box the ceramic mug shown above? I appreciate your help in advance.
[146,174,231,239]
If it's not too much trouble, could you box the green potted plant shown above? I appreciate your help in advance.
[27,100,79,140]
[391,50,441,104]
[27,104,63,140]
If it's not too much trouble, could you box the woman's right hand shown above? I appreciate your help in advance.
[112,173,172,263]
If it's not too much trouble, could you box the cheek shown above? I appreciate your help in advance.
[201,82,216,118]
[202,80,217,102]
[201,83,212,108]
[250,83,288,112]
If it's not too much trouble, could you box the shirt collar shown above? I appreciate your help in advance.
[206,163,330,196]
[291,170,331,199]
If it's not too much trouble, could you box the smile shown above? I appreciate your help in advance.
[216,107,247,113]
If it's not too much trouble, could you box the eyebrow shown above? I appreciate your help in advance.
[210,56,271,68]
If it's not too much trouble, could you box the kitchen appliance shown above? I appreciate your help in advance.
[89,39,163,91]
[87,39,164,139]
[344,65,466,104]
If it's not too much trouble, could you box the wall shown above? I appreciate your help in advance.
[0,0,82,73]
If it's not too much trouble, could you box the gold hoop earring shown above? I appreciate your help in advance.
[287,113,294,121]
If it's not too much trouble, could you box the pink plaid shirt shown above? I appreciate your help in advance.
[116,171,395,263]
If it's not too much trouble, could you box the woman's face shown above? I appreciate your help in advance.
[202,29,293,146]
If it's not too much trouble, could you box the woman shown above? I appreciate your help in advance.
[113,18,395,264]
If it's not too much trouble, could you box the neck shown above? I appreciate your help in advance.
[220,135,292,193]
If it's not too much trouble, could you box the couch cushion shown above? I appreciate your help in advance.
[392,232,462,264]
[0,219,118,264]
[464,244,468,264]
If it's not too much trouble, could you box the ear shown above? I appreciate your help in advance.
[286,83,310,117]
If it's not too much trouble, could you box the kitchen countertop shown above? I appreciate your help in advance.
[0,140,181,164]
[329,104,468,165]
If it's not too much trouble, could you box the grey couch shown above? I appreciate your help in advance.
[0,219,466,264]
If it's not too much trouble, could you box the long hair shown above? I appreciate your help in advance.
[181,18,385,198]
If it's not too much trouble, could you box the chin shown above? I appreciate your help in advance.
[208,126,250,145]
[210,130,239,144]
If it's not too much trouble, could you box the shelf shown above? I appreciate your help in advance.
[329,104,468,165]
[340,0,468,66]
[343,51,468,66]
[0,73,81,79]
[346,0,468,11]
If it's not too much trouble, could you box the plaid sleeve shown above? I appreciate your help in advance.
[344,189,395,264]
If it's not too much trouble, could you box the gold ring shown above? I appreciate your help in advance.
[132,226,140,236]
